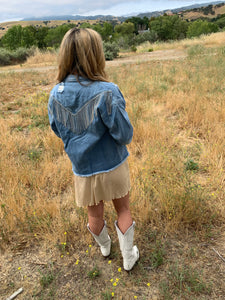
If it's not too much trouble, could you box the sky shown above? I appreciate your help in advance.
[0,0,220,23]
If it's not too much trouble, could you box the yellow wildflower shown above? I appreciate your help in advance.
[108,260,112,264]
[118,267,122,272]
[111,292,114,297]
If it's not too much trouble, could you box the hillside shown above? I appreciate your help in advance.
[135,1,224,18]
[181,2,225,20]
[0,2,224,39]
[0,19,103,39]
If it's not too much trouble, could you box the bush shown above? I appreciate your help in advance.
[103,42,119,61]
[130,45,137,52]
[0,47,36,66]
[0,48,11,65]
[13,47,35,61]
[114,36,130,49]
[187,20,219,38]
[133,30,158,45]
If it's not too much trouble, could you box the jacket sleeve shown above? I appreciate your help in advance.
[100,87,133,145]
[48,93,61,138]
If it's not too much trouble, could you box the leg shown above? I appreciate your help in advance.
[113,193,139,270]
[112,193,133,234]
[87,200,104,235]
[87,200,111,257]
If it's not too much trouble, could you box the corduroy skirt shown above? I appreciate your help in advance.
[74,160,131,207]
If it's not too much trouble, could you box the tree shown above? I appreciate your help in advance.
[36,27,49,49]
[187,20,219,38]
[101,22,113,41]
[215,16,225,29]
[126,17,149,34]
[21,26,37,48]
[2,25,22,50]
[114,22,135,35]
[149,15,188,41]
[112,22,135,49]
[45,24,70,48]
[79,22,92,28]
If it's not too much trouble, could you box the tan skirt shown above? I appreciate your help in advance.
[74,160,131,207]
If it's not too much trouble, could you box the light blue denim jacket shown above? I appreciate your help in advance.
[48,75,133,177]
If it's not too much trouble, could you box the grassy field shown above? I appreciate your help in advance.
[0,33,225,299]
[136,31,225,52]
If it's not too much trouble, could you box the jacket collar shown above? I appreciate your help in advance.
[65,74,91,83]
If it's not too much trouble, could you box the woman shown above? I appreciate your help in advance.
[48,28,139,271]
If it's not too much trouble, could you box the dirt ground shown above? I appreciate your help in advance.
[0,49,187,74]
[1,229,225,300]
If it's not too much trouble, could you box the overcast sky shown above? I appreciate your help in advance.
[0,0,219,23]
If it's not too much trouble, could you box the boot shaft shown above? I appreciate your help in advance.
[87,221,111,257]
[115,221,139,271]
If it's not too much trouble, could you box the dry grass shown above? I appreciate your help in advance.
[23,48,58,67]
[137,31,225,52]
[0,34,225,299]
[182,4,225,20]
[1,38,225,244]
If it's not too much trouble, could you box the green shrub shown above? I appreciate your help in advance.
[103,42,119,61]
[130,45,137,52]
[14,47,35,61]
[187,20,219,38]
[134,30,158,45]
[185,159,199,171]
[0,47,36,66]
[0,48,11,65]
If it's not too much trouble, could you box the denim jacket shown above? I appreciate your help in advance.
[48,75,133,177]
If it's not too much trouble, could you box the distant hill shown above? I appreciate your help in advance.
[179,2,225,20]
[136,1,224,18]
[22,15,126,22]
[20,1,224,21]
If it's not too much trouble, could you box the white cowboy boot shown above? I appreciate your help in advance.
[115,221,139,271]
[87,221,111,257]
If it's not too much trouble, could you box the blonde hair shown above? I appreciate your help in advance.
[57,28,108,83]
